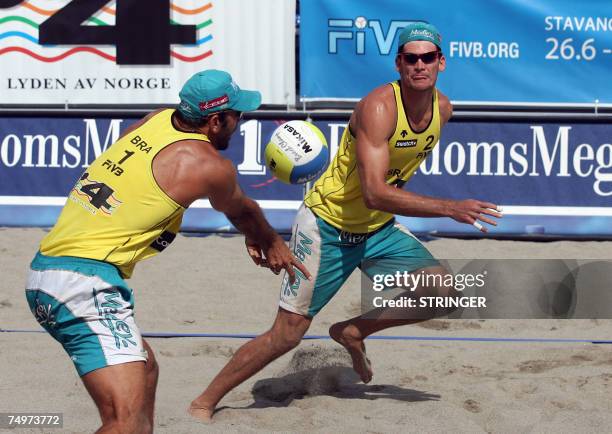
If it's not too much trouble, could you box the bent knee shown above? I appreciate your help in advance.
[267,330,303,354]
[266,310,310,353]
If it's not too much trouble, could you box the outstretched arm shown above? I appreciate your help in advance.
[354,89,501,232]
[207,160,310,281]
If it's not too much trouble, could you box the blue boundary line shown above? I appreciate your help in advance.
[1,329,610,343]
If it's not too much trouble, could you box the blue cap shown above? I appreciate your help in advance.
[398,22,442,51]
[178,70,261,120]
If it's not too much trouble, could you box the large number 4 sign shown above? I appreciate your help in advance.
[1,0,196,65]
[0,0,22,7]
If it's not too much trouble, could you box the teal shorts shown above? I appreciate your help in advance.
[279,205,439,317]
[25,252,147,376]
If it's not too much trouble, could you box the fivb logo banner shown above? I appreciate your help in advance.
[0,0,296,105]
[301,0,612,104]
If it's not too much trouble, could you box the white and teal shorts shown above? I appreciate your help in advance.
[279,205,439,317]
[25,252,147,376]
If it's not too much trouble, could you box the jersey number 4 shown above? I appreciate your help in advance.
[78,172,115,210]
[37,0,196,65]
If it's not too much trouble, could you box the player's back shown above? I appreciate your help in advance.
[40,109,206,278]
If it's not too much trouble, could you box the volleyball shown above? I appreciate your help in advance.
[265,120,329,184]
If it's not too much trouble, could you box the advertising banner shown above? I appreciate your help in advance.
[0,0,295,105]
[1,115,612,235]
[0,115,303,231]
[300,0,612,105]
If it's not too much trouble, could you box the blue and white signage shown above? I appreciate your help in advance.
[2,116,612,235]
[300,0,612,105]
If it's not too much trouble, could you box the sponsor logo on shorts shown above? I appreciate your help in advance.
[339,231,366,244]
[32,299,57,329]
[93,289,136,349]
[283,231,312,297]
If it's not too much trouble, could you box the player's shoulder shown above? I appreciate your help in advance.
[158,135,222,172]
[165,143,234,199]
[205,154,236,179]
[189,145,234,181]
[362,82,396,107]
[355,83,397,121]
[436,90,453,125]
[349,83,397,140]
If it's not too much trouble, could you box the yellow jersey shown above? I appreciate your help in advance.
[304,81,441,233]
[40,109,206,278]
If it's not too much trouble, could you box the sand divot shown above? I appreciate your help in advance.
[252,345,359,402]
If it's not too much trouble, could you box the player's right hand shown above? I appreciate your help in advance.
[264,236,312,283]
[245,236,265,266]
[246,236,311,283]
[448,199,502,233]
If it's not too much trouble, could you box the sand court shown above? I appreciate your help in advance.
[2,228,612,432]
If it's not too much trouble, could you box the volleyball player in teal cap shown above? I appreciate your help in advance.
[191,22,501,421]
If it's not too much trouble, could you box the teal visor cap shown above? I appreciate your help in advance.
[178,69,261,120]
[398,22,442,51]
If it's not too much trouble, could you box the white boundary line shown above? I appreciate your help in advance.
[2,197,612,215]
[0,196,67,206]
[190,199,301,210]
[299,98,612,108]
[501,206,612,217]
[0,196,302,210]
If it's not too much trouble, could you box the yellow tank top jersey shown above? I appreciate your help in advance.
[40,109,207,278]
[304,82,441,233]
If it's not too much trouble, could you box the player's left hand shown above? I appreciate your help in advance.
[448,199,503,233]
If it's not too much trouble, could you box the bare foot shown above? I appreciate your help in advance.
[329,322,373,383]
[188,401,214,423]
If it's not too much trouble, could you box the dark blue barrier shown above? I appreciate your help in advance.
[1,116,611,236]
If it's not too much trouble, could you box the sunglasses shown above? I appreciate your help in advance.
[399,50,440,65]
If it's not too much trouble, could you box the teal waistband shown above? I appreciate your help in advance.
[31,252,127,288]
